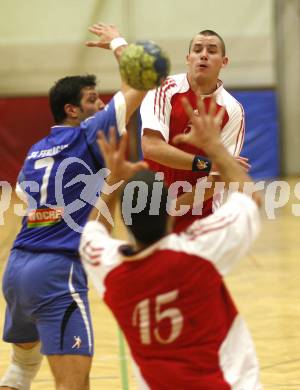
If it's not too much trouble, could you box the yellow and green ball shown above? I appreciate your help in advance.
[119,40,171,90]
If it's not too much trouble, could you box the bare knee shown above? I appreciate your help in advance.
[47,355,91,390]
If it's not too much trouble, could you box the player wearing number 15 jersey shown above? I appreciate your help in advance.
[1,22,148,390]
[81,192,261,390]
[80,97,261,389]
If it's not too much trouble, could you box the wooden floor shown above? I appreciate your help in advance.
[1,178,300,389]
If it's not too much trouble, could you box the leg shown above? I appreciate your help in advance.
[1,249,42,390]
[0,342,42,390]
[35,260,94,390]
[47,355,92,390]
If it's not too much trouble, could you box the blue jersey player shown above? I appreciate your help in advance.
[0,23,147,390]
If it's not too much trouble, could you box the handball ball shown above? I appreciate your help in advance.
[119,40,171,90]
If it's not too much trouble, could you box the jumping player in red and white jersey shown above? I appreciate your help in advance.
[141,30,247,232]
[80,97,261,389]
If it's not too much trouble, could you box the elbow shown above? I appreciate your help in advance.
[141,135,159,160]
[141,131,165,160]
[141,137,153,159]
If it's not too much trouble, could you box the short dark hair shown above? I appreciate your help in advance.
[49,75,97,124]
[121,170,169,245]
[189,30,226,56]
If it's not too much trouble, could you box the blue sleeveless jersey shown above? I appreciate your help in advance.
[13,92,126,255]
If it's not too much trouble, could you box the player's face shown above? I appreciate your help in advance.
[186,34,228,85]
[77,86,105,121]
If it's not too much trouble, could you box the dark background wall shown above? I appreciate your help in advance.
[0,90,279,184]
[0,94,112,184]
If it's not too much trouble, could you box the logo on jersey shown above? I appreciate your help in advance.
[196,159,209,170]
[27,207,64,228]
[27,144,69,160]
[72,336,82,349]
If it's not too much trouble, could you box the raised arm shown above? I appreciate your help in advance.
[174,97,261,206]
[88,129,148,233]
[86,23,146,123]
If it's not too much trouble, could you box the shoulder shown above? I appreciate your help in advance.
[80,221,124,268]
[141,74,190,123]
[186,192,260,243]
[140,74,184,114]
[149,73,188,101]
[178,193,260,275]
[146,73,189,111]
[216,84,244,117]
[24,136,49,161]
[159,73,189,94]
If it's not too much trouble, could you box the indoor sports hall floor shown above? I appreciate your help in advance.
[1,179,300,390]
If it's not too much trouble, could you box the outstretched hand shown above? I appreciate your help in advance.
[86,23,121,49]
[173,96,251,172]
[97,128,148,182]
[173,96,225,155]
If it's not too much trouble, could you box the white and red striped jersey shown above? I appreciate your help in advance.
[140,74,245,231]
[80,192,261,390]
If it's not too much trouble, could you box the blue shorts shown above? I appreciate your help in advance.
[2,248,93,356]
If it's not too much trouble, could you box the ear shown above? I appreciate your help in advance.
[64,103,79,119]
[186,53,191,65]
[221,56,229,69]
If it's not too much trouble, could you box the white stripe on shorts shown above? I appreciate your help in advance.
[68,263,92,353]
